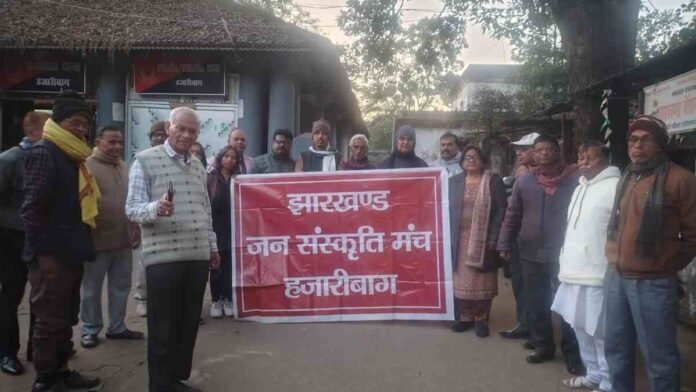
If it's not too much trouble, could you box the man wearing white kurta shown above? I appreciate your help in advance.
[551,141,619,392]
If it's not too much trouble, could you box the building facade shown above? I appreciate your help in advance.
[449,64,522,112]
[0,0,365,160]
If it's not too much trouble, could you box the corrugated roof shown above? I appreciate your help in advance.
[0,0,331,51]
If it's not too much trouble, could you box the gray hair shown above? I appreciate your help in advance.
[169,106,200,124]
[349,134,369,148]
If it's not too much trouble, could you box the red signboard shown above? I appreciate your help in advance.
[133,54,225,95]
[232,169,454,322]
[0,52,85,93]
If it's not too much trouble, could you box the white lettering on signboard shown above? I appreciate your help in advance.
[284,269,398,299]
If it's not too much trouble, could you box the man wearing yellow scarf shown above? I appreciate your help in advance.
[20,91,101,392]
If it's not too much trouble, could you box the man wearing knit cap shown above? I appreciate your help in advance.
[295,119,342,172]
[604,115,696,392]
[126,106,220,392]
[21,90,101,391]
[377,125,428,169]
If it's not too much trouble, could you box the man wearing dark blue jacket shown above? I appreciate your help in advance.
[497,134,583,375]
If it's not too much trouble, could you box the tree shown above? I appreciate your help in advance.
[636,5,686,62]
[238,0,319,30]
[469,87,516,133]
[341,0,646,144]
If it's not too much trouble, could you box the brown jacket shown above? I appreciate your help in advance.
[86,150,131,252]
[606,163,696,278]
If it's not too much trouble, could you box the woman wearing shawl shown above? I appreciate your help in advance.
[376,125,428,169]
[207,146,241,319]
[449,146,507,337]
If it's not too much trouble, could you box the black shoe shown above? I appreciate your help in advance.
[58,370,101,390]
[0,355,25,376]
[526,350,555,364]
[475,322,490,338]
[80,334,99,349]
[523,341,535,350]
[498,324,530,339]
[173,380,203,392]
[451,321,473,332]
[105,329,144,340]
[565,357,586,376]
[32,379,67,392]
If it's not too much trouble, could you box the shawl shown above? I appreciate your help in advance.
[532,162,578,195]
[463,170,493,269]
[607,153,670,258]
[42,119,100,229]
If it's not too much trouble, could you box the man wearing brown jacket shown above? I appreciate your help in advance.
[604,115,696,392]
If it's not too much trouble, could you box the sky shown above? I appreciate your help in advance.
[299,0,687,66]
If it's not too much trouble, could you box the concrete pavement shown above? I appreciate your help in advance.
[3,271,695,392]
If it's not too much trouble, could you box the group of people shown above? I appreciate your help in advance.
[374,120,696,392]
[0,88,695,392]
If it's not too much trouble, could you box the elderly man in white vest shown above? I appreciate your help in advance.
[126,106,220,392]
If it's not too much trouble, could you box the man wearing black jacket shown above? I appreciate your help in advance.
[21,91,101,392]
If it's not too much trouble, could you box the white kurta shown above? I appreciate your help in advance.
[551,283,605,337]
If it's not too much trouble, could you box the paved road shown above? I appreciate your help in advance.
[4,271,696,392]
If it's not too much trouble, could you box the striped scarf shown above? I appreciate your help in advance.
[608,153,670,258]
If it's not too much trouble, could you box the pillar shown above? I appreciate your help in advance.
[237,72,267,156]
[267,73,296,152]
[95,61,127,133]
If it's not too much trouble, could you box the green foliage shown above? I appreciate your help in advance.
[239,0,319,30]
[338,1,468,122]
[635,5,687,62]
[469,86,516,132]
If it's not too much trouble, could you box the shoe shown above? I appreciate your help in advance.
[526,350,555,364]
[136,303,147,317]
[210,301,223,318]
[565,357,586,376]
[523,341,535,350]
[1,355,25,375]
[498,324,530,339]
[32,379,67,392]
[80,334,99,349]
[475,322,489,338]
[58,370,101,390]
[106,329,144,340]
[172,380,203,392]
[562,376,598,389]
[222,299,234,317]
[199,318,205,325]
[451,321,473,332]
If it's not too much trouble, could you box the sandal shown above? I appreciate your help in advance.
[562,376,598,390]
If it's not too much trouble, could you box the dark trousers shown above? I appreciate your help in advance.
[509,244,528,330]
[209,250,232,301]
[605,268,680,392]
[0,228,28,357]
[520,258,579,358]
[28,257,83,380]
[147,261,208,392]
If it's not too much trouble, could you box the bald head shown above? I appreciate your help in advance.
[23,111,50,142]
[228,128,247,153]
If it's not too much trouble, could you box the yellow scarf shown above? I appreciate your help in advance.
[42,119,101,229]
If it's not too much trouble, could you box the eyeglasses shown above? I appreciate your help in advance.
[463,155,481,162]
[628,135,657,145]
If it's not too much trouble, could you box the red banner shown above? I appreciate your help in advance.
[232,169,453,322]
[133,54,225,95]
